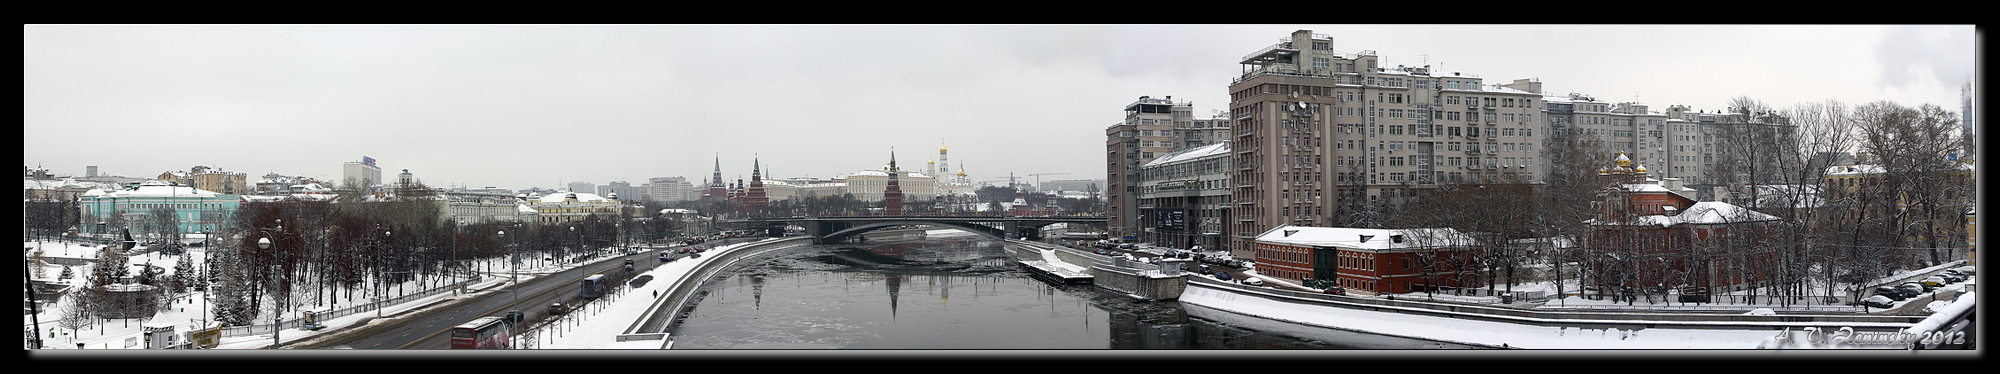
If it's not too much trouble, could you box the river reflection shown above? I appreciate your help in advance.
[667,233,1458,349]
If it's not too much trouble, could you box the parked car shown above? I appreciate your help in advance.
[1678,287,1712,303]
[1860,295,1896,309]
[1195,265,1213,275]
[1954,266,1975,275]
[1900,282,1930,295]
[548,302,568,315]
[1939,273,1964,283]
[1242,278,1263,286]
[1922,276,1947,287]
[1322,286,1346,295]
[1872,286,1908,301]
[1213,272,1231,281]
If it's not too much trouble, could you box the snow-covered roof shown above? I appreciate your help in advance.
[24,178,111,190]
[1598,201,1783,227]
[1142,141,1229,168]
[1826,162,1973,176]
[1676,201,1781,223]
[89,180,225,198]
[1254,224,1474,251]
[538,191,612,203]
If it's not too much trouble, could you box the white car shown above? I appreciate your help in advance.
[1860,295,1896,309]
[1242,278,1263,286]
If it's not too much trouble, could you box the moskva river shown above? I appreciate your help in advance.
[667,232,1479,350]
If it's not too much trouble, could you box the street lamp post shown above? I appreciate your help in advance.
[255,218,282,349]
[377,228,390,318]
[499,228,517,349]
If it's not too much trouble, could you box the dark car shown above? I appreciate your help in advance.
[1214,272,1231,281]
[548,302,568,315]
[1898,283,1928,297]
[1195,265,1213,275]
[1939,273,1964,283]
[1678,287,1712,303]
[1322,286,1346,295]
[1871,286,1908,301]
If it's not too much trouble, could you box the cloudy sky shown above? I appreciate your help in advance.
[23,24,1978,192]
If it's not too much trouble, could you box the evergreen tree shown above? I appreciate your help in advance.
[174,254,194,292]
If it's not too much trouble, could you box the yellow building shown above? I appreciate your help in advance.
[1820,161,1976,248]
[525,191,625,224]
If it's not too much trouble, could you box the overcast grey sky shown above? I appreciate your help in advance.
[23,24,1979,191]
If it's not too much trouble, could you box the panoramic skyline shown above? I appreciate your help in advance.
[24,24,1978,191]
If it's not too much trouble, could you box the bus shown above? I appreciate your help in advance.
[449,316,510,349]
[581,274,606,299]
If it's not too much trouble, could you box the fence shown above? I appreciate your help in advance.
[219,275,483,339]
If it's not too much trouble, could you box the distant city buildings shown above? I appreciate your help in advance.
[597,181,642,203]
[568,181,597,195]
[648,176,696,202]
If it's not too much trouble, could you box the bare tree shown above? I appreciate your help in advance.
[1854,101,1966,268]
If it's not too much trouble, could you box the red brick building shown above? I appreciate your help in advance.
[1583,153,1785,294]
[1253,225,1480,295]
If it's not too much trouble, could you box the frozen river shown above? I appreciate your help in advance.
[664,234,1482,350]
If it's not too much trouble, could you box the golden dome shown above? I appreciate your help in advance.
[1635,164,1647,174]
[1614,152,1631,166]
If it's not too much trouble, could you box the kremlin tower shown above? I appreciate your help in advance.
[745,155,768,212]
[885,148,904,216]
[703,154,727,204]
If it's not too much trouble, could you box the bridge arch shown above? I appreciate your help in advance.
[820,220,1009,243]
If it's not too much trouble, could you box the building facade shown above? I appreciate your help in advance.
[1584,154,1786,294]
[648,176,695,202]
[1136,142,1232,254]
[1227,29,1546,254]
[80,180,242,236]
[343,158,382,191]
[1252,224,1479,296]
[443,191,527,225]
[526,191,625,224]
[1107,96,1194,240]
[597,181,644,203]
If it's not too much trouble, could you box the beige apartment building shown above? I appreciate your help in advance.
[1226,29,1544,253]
[1107,96,1194,240]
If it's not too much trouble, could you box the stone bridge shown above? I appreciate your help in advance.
[727,215,1106,245]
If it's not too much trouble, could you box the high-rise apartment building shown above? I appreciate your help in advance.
[648,176,695,202]
[597,180,643,202]
[1107,95,1192,240]
[568,181,597,194]
[1226,30,1544,253]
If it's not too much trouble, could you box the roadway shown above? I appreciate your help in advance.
[291,239,756,349]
